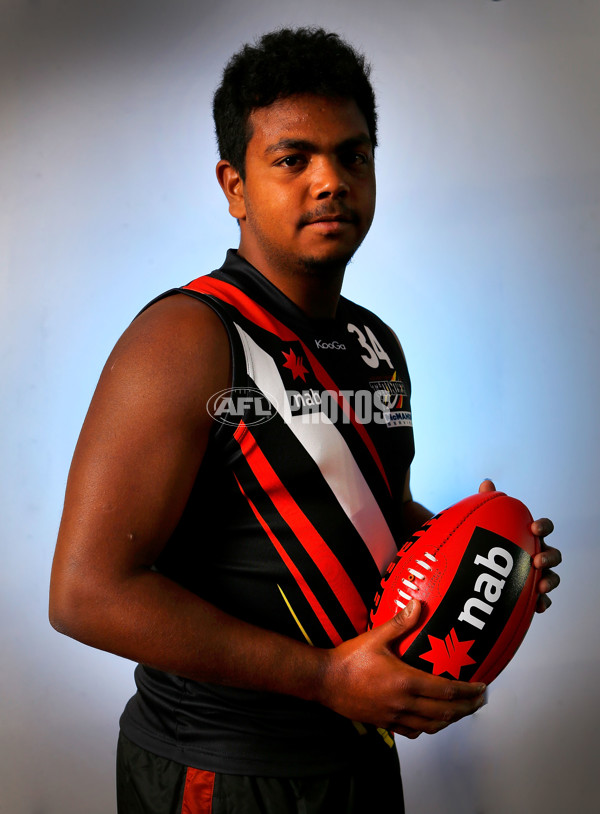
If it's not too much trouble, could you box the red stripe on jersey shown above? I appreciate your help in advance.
[234,474,342,646]
[183,276,390,492]
[234,421,367,634]
[181,767,215,814]
[184,276,297,340]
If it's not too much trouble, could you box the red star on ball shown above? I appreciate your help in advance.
[419,628,476,679]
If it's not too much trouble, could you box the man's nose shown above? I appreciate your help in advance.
[309,158,349,199]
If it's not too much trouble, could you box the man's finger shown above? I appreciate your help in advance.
[531,517,554,538]
[374,599,422,645]
[533,545,561,570]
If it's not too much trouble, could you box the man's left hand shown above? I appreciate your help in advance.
[478,479,561,613]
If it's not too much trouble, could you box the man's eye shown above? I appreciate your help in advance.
[278,155,305,168]
[343,152,368,167]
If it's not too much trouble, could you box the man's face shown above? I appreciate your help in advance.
[233,94,376,278]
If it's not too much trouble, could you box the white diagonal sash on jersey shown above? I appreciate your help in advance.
[235,324,397,574]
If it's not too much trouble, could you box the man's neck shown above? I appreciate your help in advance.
[237,248,345,320]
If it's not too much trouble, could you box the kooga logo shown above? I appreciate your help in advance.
[315,339,346,350]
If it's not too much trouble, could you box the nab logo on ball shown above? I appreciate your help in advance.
[458,544,514,630]
[411,529,529,681]
[369,492,541,685]
[419,628,475,679]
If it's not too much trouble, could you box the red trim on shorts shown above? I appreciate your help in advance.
[181,767,216,814]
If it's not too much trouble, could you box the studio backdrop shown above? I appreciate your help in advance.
[2,1,598,812]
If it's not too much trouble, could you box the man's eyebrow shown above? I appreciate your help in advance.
[264,139,317,155]
[264,135,373,155]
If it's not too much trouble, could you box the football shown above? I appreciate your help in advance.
[369,491,541,684]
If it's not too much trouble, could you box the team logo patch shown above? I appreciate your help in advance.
[368,377,407,410]
[368,373,412,429]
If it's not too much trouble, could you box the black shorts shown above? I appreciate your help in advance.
[116,731,404,814]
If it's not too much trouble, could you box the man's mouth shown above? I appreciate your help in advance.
[300,210,357,227]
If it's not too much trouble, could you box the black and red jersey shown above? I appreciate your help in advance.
[120,250,415,776]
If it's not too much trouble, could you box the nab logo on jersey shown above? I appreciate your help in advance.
[282,347,309,381]
[289,388,323,416]
[280,344,313,385]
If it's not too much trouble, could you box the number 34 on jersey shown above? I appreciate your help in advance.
[347,323,393,369]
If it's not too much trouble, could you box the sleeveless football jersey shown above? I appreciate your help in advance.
[119,250,415,776]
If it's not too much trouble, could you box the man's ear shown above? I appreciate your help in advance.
[216,160,246,221]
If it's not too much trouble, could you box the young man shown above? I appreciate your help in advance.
[49,28,561,814]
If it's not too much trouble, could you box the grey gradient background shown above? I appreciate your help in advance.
[2,1,599,812]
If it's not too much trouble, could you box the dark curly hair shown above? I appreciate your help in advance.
[213,27,377,178]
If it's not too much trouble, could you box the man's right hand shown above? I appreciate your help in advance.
[318,599,487,738]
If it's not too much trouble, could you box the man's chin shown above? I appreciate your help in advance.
[297,245,359,276]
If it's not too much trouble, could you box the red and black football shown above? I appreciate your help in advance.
[369,491,541,685]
